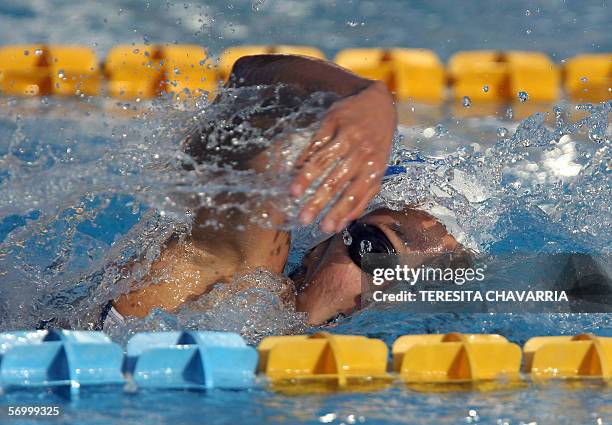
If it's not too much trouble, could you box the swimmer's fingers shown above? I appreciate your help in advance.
[291,138,350,202]
[298,154,362,226]
[292,111,340,195]
[296,109,340,165]
[321,168,384,233]
[342,184,381,224]
[292,81,395,211]
[293,129,387,229]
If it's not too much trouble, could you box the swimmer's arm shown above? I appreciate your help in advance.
[231,54,397,233]
[229,54,373,96]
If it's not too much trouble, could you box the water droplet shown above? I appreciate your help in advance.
[462,96,472,107]
[482,85,489,93]
[346,20,359,27]
[588,130,604,143]
[34,49,43,56]
[525,28,532,35]
[580,76,588,83]
[554,105,566,128]
[423,127,436,138]
[505,107,514,119]
[392,151,404,165]
[342,229,353,246]
[525,9,531,16]
[252,0,266,11]
[496,127,509,138]
[434,124,449,137]
[360,240,372,255]
[319,413,337,424]
[518,91,529,102]
[23,50,29,56]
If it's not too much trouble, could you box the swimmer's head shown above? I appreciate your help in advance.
[292,207,471,324]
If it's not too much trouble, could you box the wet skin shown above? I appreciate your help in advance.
[114,55,456,324]
[114,205,459,324]
[294,208,460,324]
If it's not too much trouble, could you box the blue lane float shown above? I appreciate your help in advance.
[2,330,609,395]
[125,331,258,390]
[0,330,124,394]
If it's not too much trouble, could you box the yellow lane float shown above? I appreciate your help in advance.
[563,53,611,102]
[524,333,611,381]
[2,44,609,108]
[218,45,325,81]
[48,46,101,96]
[0,45,100,96]
[448,50,560,102]
[334,48,445,103]
[393,333,522,386]
[104,45,161,98]
[257,332,389,390]
[104,44,215,99]
[0,44,49,96]
[162,45,217,98]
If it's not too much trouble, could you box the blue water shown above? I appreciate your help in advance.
[0,0,610,60]
[1,382,610,425]
[1,1,611,424]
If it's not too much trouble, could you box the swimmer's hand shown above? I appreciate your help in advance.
[291,81,397,233]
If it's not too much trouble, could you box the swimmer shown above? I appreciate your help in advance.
[108,54,464,326]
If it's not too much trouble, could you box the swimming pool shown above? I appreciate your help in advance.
[0,1,611,424]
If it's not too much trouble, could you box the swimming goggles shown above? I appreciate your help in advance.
[345,222,396,274]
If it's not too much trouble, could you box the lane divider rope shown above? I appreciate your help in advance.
[0,330,609,394]
[0,44,609,103]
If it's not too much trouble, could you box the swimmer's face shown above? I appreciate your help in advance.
[295,208,460,325]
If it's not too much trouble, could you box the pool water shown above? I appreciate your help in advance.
[0,1,611,424]
[0,0,610,61]
[0,94,609,425]
[0,381,610,425]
